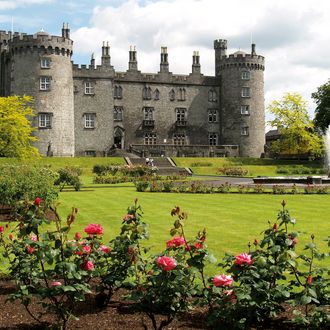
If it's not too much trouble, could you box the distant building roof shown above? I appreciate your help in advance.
[266,129,280,137]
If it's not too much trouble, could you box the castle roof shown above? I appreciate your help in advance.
[33,29,49,37]
[233,50,246,56]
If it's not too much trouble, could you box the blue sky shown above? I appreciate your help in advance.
[1,0,330,123]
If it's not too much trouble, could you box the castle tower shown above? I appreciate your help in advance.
[215,40,265,157]
[9,26,75,156]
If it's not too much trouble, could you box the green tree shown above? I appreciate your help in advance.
[312,79,330,134]
[0,95,39,158]
[268,93,323,159]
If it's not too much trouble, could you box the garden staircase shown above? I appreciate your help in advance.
[125,157,192,176]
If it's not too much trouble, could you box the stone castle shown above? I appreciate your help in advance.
[0,24,265,157]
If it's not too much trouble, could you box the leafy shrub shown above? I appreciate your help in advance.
[253,184,265,194]
[217,166,249,176]
[272,185,287,194]
[217,182,232,193]
[237,184,251,194]
[190,161,212,167]
[134,181,149,192]
[54,166,82,191]
[0,165,58,206]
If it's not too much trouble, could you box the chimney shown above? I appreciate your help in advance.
[90,53,95,69]
[101,41,111,66]
[62,22,70,39]
[192,51,201,74]
[128,45,138,71]
[160,46,169,73]
[251,43,256,55]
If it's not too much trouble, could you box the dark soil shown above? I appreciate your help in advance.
[0,280,312,330]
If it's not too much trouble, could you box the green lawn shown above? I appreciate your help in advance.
[57,183,330,273]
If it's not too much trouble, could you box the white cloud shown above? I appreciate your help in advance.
[70,0,330,120]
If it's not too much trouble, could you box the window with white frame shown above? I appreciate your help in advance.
[241,70,250,80]
[240,105,250,115]
[209,133,218,145]
[143,107,154,120]
[84,82,94,95]
[41,58,51,68]
[208,109,218,122]
[114,106,123,121]
[241,126,249,136]
[84,113,96,128]
[40,76,51,90]
[144,133,156,145]
[38,113,52,128]
[114,85,123,99]
[208,89,217,102]
[241,87,251,97]
[173,133,186,145]
[176,108,186,121]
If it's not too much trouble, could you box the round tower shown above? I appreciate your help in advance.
[9,24,75,156]
[214,40,265,157]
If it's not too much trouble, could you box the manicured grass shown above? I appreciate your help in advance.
[173,157,325,177]
[57,183,330,273]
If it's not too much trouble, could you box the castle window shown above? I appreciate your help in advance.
[84,113,96,129]
[208,109,218,122]
[142,86,152,100]
[144,133,157,145]
[169,89,175,101]
[240,105,250,115]
[154,89,160,100]
[38,113,52,128]
[176,108,186,121]
[208,89,217,102]
[40,76,51,90]
[178,88,186,101]
[41,58,51,68]
[84,82,94,95]
[209,133,218,145]
[114,106,123,121]
[114,85,123,99]
[143,107,154,120]
[241,71,250,80]
[173,133,186,145]
[241,126,249,136]
[241,87,251,98]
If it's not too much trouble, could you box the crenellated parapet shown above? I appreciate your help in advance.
[9,31,73,57]
[218,53,265,71]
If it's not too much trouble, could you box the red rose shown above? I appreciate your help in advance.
[194,242,203,249]
[212,274,233,287]
[26,246,35,254]
[74,232,81,240]
[9,234,13,240]
[99,245,111,253]
[273,223,279,232]
[166,236,185,248]
[84,224,104,236]
[234,253,253,265]
[82,245,92,254]
[156,256,177,271]
[0,226,4,233]
[307,275,313,285]
[80,260,94,271]
[34,197,42,207]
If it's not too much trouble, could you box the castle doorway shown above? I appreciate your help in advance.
[114,126,125,149]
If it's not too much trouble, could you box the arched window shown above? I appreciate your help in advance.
[169,89,175,101]
[143,86,152,100]
[114,85,123,99]
[208,89,217,102]
[154,88,160,100]
[178,88,186,101]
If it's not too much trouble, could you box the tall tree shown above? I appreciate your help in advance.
[312,79,330,134]
[0,95,39,158]
[268,93,323,159]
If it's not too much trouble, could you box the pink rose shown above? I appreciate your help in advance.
[235,253,253,265]
[166,236,185,248]
[212,274,233,287]
[30,234,38,242]
[80,260,94,271]
[50,281,62,287]
[34,197,42,207]
[84,224,104,236]
[74,232,81,240]
[123,214,135,221]
[156,256,177,271]
[82,245,92,254]
[194,242,203,249]
[99,245,111,253]
[0,226,4,233]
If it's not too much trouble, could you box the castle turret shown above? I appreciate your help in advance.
[101,41,111,67]
[128,45,138,71]
[192,51,201,74]
[215,40,265,157]
[9,27,75,156]
[159,46,169,73]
